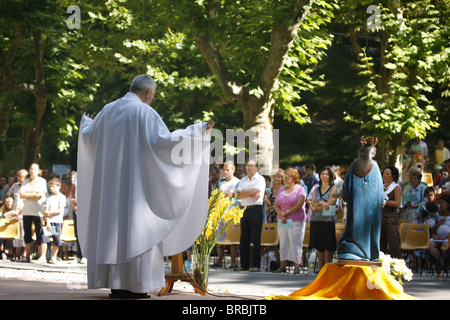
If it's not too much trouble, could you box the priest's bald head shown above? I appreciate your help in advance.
[130,74,157,105]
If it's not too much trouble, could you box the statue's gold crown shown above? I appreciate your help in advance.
[360,136,378,147]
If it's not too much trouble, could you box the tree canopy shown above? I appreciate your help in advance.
[340,0,449,168]
[0,0,448,175]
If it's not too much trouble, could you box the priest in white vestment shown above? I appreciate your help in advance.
[77,75,213,298]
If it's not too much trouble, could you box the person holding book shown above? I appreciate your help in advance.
[417,187,436,220]
[272,167,306,274]
[402,170,427,222]
[309,166,338,270]
[40,178,66,264]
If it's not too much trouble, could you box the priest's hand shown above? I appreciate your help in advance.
[206,119,215,134]
[82,112,94,120]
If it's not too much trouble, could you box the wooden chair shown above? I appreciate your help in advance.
[0,219,20,240]
[61,220,77,242]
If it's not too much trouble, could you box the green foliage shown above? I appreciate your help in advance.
[1,2,89,141]
[1,0,448,173]
[141,0,336,126]
[275,0,336,125]
[344,0,446,143]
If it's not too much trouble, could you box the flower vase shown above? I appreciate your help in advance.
[193,254,210,292]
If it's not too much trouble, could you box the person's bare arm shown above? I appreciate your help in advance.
[236,189,260,199]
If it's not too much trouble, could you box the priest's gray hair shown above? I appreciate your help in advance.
[130,74,156,95]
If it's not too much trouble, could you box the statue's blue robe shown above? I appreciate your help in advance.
[337,161,383,261]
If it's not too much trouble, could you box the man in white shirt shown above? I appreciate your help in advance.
[215,161,240,267]
[235,159,266,272]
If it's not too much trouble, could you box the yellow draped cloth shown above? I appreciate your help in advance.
[265,263,417,300]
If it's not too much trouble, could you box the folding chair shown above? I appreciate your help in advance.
[399,223,430,270]
[399,220,410,227]
[400,223,430,250]
[261,223,278,246]
[302,222,311,272]
[423,172,433,187]
[303,222,310,248]
[61,219,77,242]
[0,218,20,240]
[259,223,279,271]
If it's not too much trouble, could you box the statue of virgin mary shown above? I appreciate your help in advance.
[337,137,384,261]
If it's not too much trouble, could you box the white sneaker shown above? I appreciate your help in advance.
[34,256,47,264]
[48,257,57,264]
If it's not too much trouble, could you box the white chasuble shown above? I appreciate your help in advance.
[77,92,210,292]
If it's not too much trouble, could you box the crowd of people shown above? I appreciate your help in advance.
[0,137,449,280]
[0,164,85,264]
[206,137,450,277]
[207,160,344,273]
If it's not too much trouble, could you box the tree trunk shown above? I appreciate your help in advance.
[194,1,313,174]
[239,93,274,175]
[22,30,47,169]
[0,26,47,170]
[0,97,12,175]
[376,134,407,175]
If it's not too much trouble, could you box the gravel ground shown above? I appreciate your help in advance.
[0,263,295,297]
[1,260,450,300]
[0,267,87,283]
[0,259,315,298]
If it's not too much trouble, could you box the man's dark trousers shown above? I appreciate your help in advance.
[239,205,263,269]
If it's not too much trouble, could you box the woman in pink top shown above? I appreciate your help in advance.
[273,168,307,273]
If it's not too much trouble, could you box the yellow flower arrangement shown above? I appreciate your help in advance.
[192,188,245,290]
[195,188,245,253]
